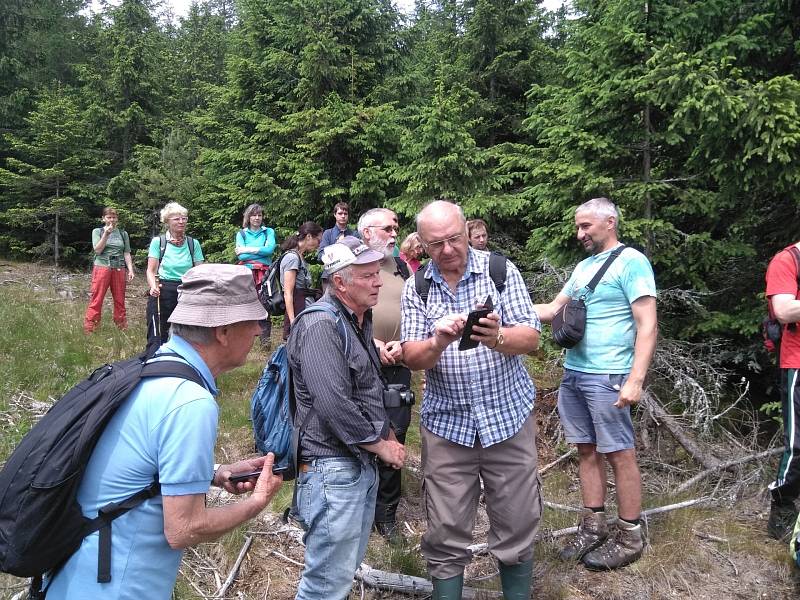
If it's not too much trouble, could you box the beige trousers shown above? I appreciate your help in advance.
[420,411,542,579]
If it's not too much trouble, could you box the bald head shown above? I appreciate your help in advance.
[416,200,466,233]
[416,200,469,279]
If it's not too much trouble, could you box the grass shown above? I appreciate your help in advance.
[3,261,800,599]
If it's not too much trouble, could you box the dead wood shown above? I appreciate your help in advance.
[216,535,253,598]
[469,496,714,554]
[675,447,784,493]
[692,530,729,544]
[355,563,501,598]
[539,448,576,475]
[643,393,723,470]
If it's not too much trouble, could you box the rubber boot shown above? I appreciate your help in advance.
[499,558,533,599]
[431,573,464,599]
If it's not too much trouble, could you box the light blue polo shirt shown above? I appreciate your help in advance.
[561,244,656,374]
[46,336,219,600]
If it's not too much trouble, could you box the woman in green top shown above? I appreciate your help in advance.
[145,202,205,349]
[83,207,135,333]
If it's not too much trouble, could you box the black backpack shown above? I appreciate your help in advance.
[0,352,205,593]
[259,250,300,316]
[414,251,507,303]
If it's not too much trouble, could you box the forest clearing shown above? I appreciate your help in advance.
[0,261,796,599]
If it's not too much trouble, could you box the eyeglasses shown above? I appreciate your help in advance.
[422,233,464,251]
[366,225,399,234]
[170,216,189,222]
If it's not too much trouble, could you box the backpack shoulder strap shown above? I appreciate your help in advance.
[88,353,205,584]
[140,357,206,389]
[295,303,350,357]
[393,256,411,280]
[414,266,432,305]
[158,234,167,263]
[788,246,800,288]
[187,236,197,266]
[488,252,507,295]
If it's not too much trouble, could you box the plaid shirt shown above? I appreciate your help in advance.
[401,249,539,447]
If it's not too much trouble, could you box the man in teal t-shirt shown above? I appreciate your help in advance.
[535,197,657,571]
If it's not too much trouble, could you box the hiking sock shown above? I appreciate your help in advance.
[619,516,640,528]
[586,506,605,513]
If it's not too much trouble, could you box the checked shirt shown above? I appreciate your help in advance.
[401,249,540,448]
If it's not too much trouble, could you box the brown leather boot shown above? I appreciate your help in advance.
[582,520,644,570]
[559,509,608,561]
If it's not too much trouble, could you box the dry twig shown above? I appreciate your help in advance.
[215,536,253,598]
[675,447,784,493]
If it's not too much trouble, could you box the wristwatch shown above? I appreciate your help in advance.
[491,328,504,350]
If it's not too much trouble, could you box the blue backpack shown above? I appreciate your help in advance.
[250,303,350,479]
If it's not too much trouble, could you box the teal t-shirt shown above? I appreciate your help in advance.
[148,236,204,281]
[561,244,656,374]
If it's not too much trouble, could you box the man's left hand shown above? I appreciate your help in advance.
[471,312,501,347]
[615,379,643,408]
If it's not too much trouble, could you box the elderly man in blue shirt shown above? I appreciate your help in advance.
[401,200,542,599]
[46,265,284,599]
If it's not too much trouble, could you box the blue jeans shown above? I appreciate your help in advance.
[295,457,378,600]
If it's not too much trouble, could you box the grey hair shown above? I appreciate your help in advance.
[170,322,216,345]
[576,197,618,222]
[415,200,466,232]
[357,208,394,236]
[332,265,355,285]
[160,202,189,224]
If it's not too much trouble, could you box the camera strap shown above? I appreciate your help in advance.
[342,311,390,390]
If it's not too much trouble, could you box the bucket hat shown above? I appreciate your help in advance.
[169,264,267,327]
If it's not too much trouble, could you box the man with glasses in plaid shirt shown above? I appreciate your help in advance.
[401,200,542,599]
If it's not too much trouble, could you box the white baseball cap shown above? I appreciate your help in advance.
[322,236,384,277]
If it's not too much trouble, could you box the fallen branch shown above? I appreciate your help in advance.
[692,529,729,544]
[469,496,714,554]
[643,393,722,470]
[675,448,784,493]
[215,535,252,598]
[543,500,582,513]
[539,448,576,475]
[355,563,501,598]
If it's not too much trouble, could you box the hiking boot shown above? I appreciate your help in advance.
[582,521,644,571]
[768,500,798,541]
[559,510,608,561]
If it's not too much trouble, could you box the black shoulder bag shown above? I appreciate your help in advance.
[551,245,625,349]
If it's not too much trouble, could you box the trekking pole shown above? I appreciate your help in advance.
[155,274,162,342]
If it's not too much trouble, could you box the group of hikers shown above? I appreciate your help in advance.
[40,195,798,598]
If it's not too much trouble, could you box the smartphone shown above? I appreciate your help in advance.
[458,295,494,351]
[228,464,288,483]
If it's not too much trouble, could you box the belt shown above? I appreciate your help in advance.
[298,456,376,472]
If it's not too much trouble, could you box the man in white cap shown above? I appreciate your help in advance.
[287,236,407,600]
[46,264,284,600]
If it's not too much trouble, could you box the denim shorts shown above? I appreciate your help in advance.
[557,369,634,453]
